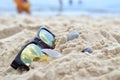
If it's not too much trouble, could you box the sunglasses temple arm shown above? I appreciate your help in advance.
[11,60,30,71]
[11,60,19,70]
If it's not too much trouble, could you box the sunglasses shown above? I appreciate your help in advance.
[11,26,55,71]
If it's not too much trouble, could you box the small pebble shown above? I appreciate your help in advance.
[67,30,79,41]
[82,47,93,53]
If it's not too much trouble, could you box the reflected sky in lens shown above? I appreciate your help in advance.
[39,29,54,47]
[21,44,42,66]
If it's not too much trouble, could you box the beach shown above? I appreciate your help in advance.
[0,15,120,80]
[1,0,120,15]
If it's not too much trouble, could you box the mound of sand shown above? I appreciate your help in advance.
[0,15,120,80]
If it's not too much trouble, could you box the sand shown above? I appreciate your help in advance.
[0,15,120,80]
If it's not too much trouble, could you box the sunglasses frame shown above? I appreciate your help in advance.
[11,26,55,71]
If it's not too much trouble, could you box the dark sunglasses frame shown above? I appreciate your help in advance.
[11,26,55,71]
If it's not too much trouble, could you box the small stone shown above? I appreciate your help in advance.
[67,30,79,41]
[82,47,93,53]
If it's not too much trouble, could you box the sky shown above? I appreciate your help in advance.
[0,0,120,12]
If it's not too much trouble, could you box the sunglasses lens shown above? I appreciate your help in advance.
[21,44,42,66]
[39,29,55,47]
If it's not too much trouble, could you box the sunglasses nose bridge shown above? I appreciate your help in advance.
[34,38,54,49]
[34,38,45,48]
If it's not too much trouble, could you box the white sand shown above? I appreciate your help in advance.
[0,15,120,80]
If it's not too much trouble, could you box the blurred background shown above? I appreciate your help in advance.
[0,0,120,16]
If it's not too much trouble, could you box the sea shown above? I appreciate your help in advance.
[0,0,120,16]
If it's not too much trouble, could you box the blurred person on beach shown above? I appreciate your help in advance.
[69,0,82,5]
[59,0,63,11]
[78,0,82,4]
[58,0,82,14]
[13,0,31,14]
[59,0,77,10]
[69,0,73,5]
